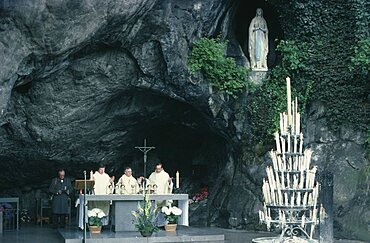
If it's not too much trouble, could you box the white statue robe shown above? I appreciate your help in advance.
[89,172,112,225]
[117,174,139,194]
[248,9,268,70]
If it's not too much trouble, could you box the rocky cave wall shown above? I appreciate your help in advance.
[0,0,369,240]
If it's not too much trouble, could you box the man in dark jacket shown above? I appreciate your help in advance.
[49,169,73,228]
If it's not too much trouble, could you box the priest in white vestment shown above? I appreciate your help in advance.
[116,167,139,194]
[148,163,173,206]
[148,163,173,226]
[90,164,114,226]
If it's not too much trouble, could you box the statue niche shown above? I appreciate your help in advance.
[248,8,268,71]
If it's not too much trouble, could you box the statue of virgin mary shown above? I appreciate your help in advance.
[248,8,268,71]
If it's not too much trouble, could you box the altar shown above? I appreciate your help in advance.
[77,194,189,231]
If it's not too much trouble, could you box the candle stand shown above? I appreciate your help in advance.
[253,78,319,243]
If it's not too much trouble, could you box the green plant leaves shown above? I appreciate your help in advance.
[188,37,251,97]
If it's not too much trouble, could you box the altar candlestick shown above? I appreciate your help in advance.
[176,171,180,188]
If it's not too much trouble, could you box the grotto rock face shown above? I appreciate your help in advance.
[0,0,234,186]
[0,0,369,240]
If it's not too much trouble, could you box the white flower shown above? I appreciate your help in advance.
[171,207,182,216]
[91,208,101,214]
[161,206,168,213]
[97,211,105,218]
[87,210,95,217]
[164,207,171,216]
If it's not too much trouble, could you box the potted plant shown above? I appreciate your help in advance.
[87,208,105,233]
[132,193,159,237]
[161,205,182,231]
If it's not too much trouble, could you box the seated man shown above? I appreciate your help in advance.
[90,164,114,226]
[116,167,139,194]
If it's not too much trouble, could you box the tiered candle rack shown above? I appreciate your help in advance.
[254,78,319,243]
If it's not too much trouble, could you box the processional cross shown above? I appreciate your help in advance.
[135,139,155,177]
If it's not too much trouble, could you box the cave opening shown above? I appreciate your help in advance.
[107,89,229,194]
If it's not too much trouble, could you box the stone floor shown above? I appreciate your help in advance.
[0,224,367,243]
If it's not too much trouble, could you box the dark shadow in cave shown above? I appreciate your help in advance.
[110,89,229,191]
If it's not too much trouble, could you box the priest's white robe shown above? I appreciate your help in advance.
[116,174,139,194]
[89,171,112,225]
[148,170,173,205]
[148,170,173,226]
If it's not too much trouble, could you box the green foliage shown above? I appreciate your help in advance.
[248,40,312,144]
[188,37,251,97]
[88,216,103,227]
[277,40,310,73]
[131,193,159,233]
[349,39,370,76]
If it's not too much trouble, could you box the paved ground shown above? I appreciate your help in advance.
[0,224,367,243]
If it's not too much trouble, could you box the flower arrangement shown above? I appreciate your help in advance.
[20,209,31,223]
[189,187,208,205]
[161,205,182,224]
[87,208,105,227]
[131,193,159,236]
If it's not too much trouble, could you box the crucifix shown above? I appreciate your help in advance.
[135,139,155,177]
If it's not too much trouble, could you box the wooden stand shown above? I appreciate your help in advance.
[75,180,94,193]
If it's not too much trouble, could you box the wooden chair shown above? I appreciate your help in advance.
[36,198,51,226]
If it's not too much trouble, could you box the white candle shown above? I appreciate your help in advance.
[280,113,284,135]
[278,188,283,204]
[292,99,295,134]
[277,156,283,172]
[271,151,278,171]
[299,133,304,154]
[176,171,180,188]
[296,112,300,135]
[275,132,281,154]
[299,171,304,189]
[283,113,288,134]
[301,214,306,228]
[303,192,308,207]
[286,77,292,126]
[275,171,281,190]
[284,193,289,206]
